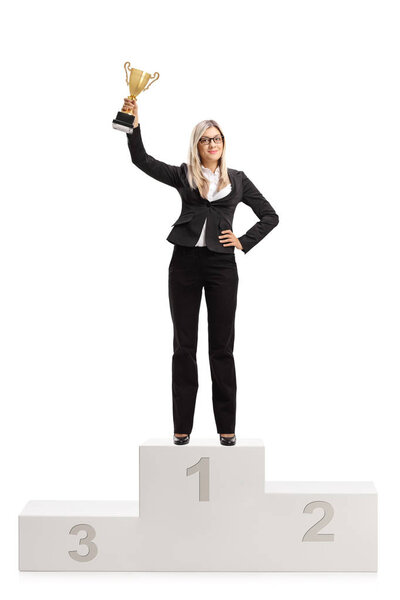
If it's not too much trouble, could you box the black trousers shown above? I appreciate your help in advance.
[168,244,239,434]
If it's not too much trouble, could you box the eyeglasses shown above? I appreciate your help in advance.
[199,135,224,145]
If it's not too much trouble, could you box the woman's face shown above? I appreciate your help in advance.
[197,127,224,165]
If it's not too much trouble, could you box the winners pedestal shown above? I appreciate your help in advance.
[19,439,377,571]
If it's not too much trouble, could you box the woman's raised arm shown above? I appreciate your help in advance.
[123,97,183,188]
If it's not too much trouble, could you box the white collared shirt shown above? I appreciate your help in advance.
[195,164,232,246]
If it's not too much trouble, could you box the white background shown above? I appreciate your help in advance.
[1,0,399,596]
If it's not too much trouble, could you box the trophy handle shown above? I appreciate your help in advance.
[143,72,160,92]
[124,61,132,86]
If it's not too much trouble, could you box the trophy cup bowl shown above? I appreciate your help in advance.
[112,61,160,134]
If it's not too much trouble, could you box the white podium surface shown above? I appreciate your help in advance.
[19,439,377,572]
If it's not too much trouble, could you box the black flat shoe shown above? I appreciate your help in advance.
[220,434,236,446]
[173,434,190,445]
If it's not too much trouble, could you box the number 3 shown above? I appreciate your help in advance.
[68,523,98,561]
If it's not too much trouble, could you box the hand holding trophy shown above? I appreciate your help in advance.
[112,61,159,134]
[121,97,138,125]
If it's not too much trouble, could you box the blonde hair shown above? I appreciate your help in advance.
[186,120,229,199]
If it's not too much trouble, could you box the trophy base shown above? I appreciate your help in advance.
[112,111,135,134]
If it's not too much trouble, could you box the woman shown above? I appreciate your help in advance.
[122,97,279,447]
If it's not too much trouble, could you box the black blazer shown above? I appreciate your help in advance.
[126,124,279,254]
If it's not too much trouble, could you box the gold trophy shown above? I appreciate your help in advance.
[112,61,160,133]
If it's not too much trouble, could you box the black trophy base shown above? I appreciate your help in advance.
[112,111,135,134]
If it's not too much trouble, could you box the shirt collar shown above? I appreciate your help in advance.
[201,164,220,176]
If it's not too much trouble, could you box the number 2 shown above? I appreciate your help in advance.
[302,501,335,542]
